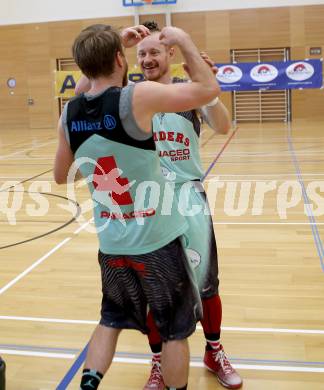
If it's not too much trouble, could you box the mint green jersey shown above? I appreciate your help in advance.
[153,110,204,183]
[74,136,186,255]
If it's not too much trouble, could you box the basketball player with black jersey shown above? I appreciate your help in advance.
[54,24,219,390]
[135,21,243,390]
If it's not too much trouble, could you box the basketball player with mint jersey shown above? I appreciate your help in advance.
[137,21,243,390]
[54,24,220,390]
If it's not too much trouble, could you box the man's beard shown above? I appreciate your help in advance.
[144,63,168,82]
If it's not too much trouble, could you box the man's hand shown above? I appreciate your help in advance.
[183,51,218,78]
[159,26,189,47]
[121,25,150,48]
[200,52,218,75]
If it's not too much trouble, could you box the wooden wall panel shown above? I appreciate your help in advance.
[304,5,324,46]
[205,11,230,55]
[172,12,206,63]
[230,7,291,49]
[0,26,29,129]
[258,7,290,48]
[204,11,232,115]
[290,7,305,47]
[292,88,324,120]
[24,24,54,129]
[48,20,82,60]
[230,9,259,49]
[0,6,323,129]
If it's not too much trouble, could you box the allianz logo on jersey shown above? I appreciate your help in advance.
[71,115,117,132]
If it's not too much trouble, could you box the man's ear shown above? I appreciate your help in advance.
[116,51,124,68]
[169,47,175,60]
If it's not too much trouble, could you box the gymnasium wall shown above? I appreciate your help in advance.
[0,5,323,129]
[2,0,324,25]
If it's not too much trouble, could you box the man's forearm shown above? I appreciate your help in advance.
[200,99,231,134]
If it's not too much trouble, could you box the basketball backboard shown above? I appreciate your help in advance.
[123,0,177,6]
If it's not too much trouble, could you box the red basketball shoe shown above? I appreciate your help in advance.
[204,345,242,389]
[143,355,165,390]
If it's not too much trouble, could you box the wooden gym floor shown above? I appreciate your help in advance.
[0,119,323,389]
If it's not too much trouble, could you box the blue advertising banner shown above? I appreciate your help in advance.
[215,59,323,91]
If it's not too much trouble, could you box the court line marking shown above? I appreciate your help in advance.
[0,176,43,179]
[287,123,324,271]
[0,191,80,250]
[56,344,89,390]
[200,136,324,143]
[3,173,323,179]
[55,345,324,387]
[205,159,324,165]
[0,168,53,193]
[200,131,217,148]
[205,178,324,182]
[212,222,324,225]
[0,140,57,160]
[0,136,55,151]
[116,351,324,366]
[0,344,79,354]
[202,151,324,157]
[0,316,98,325]
[3,175,324,182]
[227,364,324,373]
[4,344,324,370]
[0,237,71,295]
[3,347,323,374]
[0,163,53,167]
[207,173,324,177]
[1,315,324,335]
[73,219,94,235]
[0,349,75,359]
[0,214,93,293]
[198,325,324,334]
[0,178,55,182]
[113,358,324,373]
[201,127,239,181]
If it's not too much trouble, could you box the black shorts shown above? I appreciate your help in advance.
[98,238,202,342]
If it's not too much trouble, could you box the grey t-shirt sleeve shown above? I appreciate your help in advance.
[61,101,70,146]
[119,84,152,141]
